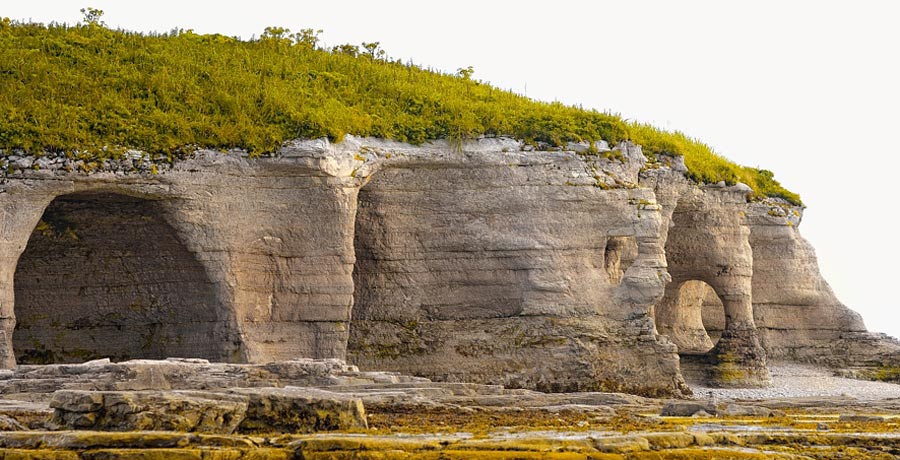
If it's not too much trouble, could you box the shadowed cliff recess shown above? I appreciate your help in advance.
[14,192,237,363]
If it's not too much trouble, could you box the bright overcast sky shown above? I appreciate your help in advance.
[6,1,900,339]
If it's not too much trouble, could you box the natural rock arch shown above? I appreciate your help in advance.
[657,189,770,387]
[655,279,724,355]
[13,191,238,363]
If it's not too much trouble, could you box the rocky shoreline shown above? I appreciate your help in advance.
[0,359,896,459]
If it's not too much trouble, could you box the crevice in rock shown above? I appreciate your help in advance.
[604,236,637,285]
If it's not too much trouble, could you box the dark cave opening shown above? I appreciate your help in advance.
[13,192,234,364]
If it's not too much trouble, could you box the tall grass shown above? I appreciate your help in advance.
[0,19,799,205]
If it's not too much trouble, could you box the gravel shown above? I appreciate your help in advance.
[689,363,900,401]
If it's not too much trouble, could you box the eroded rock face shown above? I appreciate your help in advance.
[49,387,367,434]
[0,148,362,368]
[746,203,866,360]
[643,169,770,387]
[0,136,895,393]
[348,142,680,394]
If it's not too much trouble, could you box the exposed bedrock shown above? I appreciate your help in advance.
[644,168,770,388]
[745,202,900,370]
[0,135,895,393]
[14,192,232,364]
[0,147,362,368]
[348,140,685,395]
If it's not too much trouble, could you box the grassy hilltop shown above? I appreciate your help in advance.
[0,17,800,204]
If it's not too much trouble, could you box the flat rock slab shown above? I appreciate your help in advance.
[50,387,366,434]
[0,399,53,429]
[1,359,424,398]
[51,390,248,433]
[230,387,367,433]
[660,401,718,417]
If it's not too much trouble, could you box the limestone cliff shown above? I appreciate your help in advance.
[0,136,895,396]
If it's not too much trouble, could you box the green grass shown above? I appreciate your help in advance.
[0,19,800,205]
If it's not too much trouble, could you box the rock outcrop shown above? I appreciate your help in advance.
[50,387,368,434]
[0,136,896,395]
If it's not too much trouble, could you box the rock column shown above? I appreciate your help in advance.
[707,280,770,387]
[0,184,62,368]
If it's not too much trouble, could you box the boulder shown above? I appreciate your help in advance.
[50,390,247,433]
[50,387,368,434]
[231,387,367,433]
[721,404,777,417]
[660,401,717,417]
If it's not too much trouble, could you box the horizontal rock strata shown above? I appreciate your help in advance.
[0,136,896,393]
[50,388,367,434]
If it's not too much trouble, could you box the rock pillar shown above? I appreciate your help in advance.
[707,290,770,387]
[0,185,61,368]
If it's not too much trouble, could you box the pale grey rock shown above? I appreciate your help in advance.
[0,135,895,395]
[33,158,53,171]
[660,400,717,417]
[13,156,33,170]
[732,183,752,193]
[50,390,248,433]
[838,414,885,423]
[720,404,776,417]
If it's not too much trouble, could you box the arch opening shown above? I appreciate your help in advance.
[13,192,236,364]
[655,280,724,355]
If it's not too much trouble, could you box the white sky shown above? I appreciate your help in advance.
[6,1,900,339]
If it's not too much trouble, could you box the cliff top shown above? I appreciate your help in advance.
[0,18,800,205]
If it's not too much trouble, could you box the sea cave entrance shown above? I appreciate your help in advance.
[13,192,235,364]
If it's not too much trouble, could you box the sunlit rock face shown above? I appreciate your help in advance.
[0,136,892,395]
[348,142,682,395]
[744,203,871,361]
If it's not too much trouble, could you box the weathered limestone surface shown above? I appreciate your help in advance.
[1,146,362,368]
[745,203,869,362]
[0,135,896,393]
[643,167,769,387]
[0,358,425,398]
[50,387,367,434]
[349,139,682,394]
